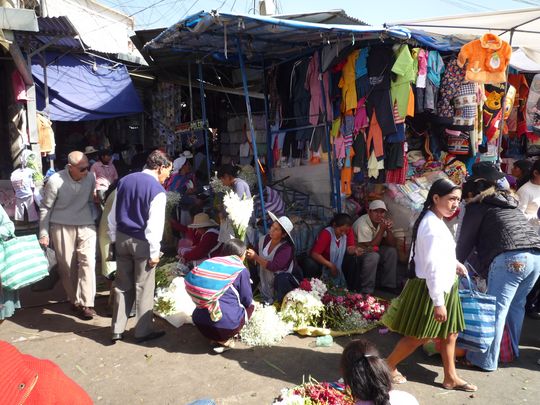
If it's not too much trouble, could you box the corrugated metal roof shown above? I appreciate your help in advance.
[274,9,368,26]
[14,16,85,53]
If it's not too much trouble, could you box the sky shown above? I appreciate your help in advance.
[99,0,540,30]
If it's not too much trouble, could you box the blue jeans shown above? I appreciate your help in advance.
[467,250,540,371]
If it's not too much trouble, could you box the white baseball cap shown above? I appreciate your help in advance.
[369,200,387,211]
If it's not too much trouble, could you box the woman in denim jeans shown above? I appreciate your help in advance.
[457,167,540,371]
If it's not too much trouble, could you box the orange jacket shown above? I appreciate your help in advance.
[457,33,512,84]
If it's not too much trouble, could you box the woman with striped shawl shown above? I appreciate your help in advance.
[185,239,254,353]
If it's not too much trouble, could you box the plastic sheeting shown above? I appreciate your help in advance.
[31,52,143,121]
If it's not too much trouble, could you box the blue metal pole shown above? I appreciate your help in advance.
[236,36,268,233]
[261,59,273,182]
[317,50,339,209]
[197,61,212,182]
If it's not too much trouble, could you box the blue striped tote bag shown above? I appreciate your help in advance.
[0,235,49,290]
[457,274,497,353]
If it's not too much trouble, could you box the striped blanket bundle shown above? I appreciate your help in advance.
[185,255,245,322]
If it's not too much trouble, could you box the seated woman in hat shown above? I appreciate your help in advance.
[246,212,301,304]
[178,213,222,266]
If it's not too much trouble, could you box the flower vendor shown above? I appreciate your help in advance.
[217,164,251,199]
[185,239,254,353]
[383,179,476,392]
[178,213,222,266]
[308,213,363,288]
[246,212,301,304]
[341,339,419,405]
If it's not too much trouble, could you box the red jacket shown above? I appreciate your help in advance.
[0,340,93,405]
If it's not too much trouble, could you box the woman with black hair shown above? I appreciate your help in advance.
[246,212,300,304]
[186,239,254,353]
[458,168,540,371]
[341,339,418,405]
[383,179,476,392]
[310,213,363,288]
[217,164,251,199]
[511,159,532,190]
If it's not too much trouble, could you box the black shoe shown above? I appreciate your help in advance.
[128,311,136,318]
[135,331,166,344]
[111,333,124,343]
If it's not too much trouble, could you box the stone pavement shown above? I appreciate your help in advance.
[1,287,539,405]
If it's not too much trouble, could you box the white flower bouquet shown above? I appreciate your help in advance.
[240,304,291,346]
[279,289,325,329]
[223,189,254,240]
[153,276,195,328]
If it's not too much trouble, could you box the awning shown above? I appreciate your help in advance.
[143,10,411,67]
[389,7,540,48]
[31,51,143,121]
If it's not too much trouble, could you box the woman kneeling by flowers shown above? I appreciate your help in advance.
[185,239,254,353]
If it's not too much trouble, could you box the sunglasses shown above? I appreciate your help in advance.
[71,165,89,173]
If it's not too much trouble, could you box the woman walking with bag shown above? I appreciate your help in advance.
[383,179,476,392]
[0,205,20,324]
[457,166,540,371]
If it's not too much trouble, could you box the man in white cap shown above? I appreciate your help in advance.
[351,199,398,294]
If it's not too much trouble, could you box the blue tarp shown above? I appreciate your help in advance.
[143,10,412,65]
[31,52,143,121]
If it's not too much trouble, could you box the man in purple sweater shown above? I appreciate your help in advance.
[108,150,172,343]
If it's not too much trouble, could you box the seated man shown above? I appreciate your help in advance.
[352,200,398,294]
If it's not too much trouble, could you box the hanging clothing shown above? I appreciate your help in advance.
[453,82,477,130]
[354,97,369,132]
[305,51,332,126]
[11,71,28,102]
[391,45,415,119]
[457,33,512,84]
[37,113,55,154]
[366,111,385,158]
[427,51,445,88]
[10,167,38,222]
[339,50,360,113]
[437,58,466,120]
[416,49,429,88]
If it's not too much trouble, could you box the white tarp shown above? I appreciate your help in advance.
[390,7,540,49]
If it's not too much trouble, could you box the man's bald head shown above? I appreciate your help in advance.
[67,151,90,181]
[68,151,88,166]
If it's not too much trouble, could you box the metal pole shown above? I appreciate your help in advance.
[236,36,268,233]
[197,62,212,182]
[317,50,338,209]
[496,29,514,166]
[41,53,49,115]
[261,59,273,182]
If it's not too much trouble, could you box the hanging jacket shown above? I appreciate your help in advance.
[457,187,540,277]
[457,33,512,84]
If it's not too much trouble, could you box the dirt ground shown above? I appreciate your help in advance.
[1,285,539,405]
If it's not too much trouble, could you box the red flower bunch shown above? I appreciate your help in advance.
[322,292,388,322]
[293,381,354,405]
[299,278,312,292]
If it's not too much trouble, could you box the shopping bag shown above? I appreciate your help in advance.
[457,273,497,353]
[0,235,49,290]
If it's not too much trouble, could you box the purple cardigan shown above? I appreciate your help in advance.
[192,267,252,331]
[256,235,294,273]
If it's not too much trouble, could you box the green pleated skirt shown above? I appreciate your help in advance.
[382,277,464,339]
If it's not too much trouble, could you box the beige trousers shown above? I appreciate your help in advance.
[50,224,97,307]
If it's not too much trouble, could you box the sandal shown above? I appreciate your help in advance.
[442,382,477,392]
[391,371,407,385]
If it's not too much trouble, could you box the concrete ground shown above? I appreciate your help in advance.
[1,284,539,405]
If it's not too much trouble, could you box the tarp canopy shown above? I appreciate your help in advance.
[31,51,143,121]
[389,7,540,49]
[143,10,411,68]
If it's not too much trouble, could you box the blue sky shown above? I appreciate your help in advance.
[99,0,538,30]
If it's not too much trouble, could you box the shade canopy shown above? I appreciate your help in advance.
[389,7,540,49]
[143,10,411,68]
[32,51,143,121]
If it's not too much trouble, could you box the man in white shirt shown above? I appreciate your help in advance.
[352,200,398,294]
[108,150,172,344]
